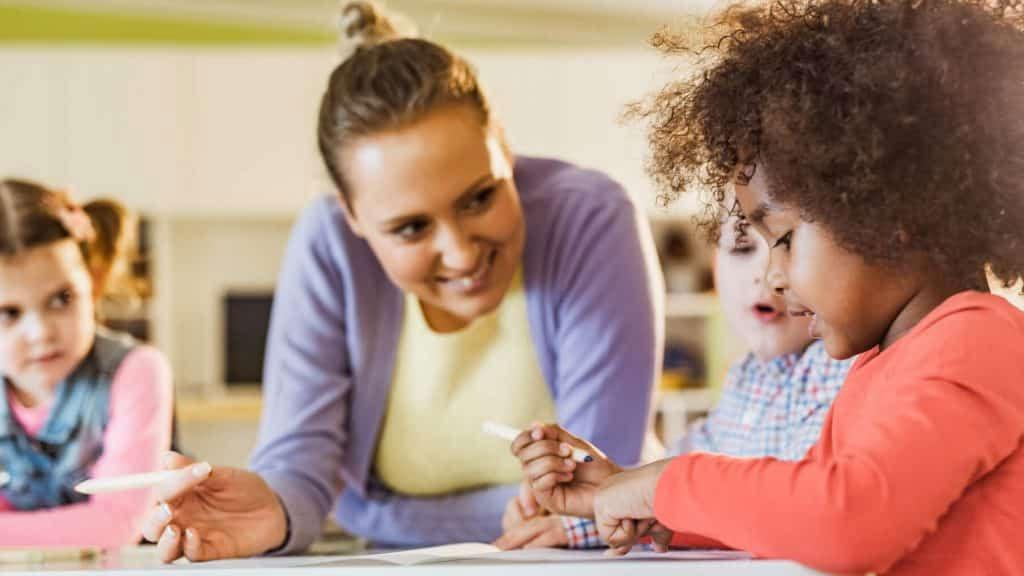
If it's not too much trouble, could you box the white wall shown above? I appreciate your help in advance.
[0,46,684,217]
[160,216,294,396]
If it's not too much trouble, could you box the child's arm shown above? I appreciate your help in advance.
[0,347,173,548]
[652,310,1024,574]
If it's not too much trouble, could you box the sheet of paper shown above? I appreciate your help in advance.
[179,543,752,569]
[485,547,753,563]
[296,544,751,567]
[297,543,501,566]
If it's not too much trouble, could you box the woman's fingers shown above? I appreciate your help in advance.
[140,501,175,543]
[182,527,209,562]
[156,524,184,564]
[154,461,212,503]
[161,451,194,471]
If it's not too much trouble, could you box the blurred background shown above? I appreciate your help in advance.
[12,0,1017,468]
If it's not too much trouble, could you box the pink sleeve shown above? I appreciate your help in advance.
[0,346,173,547]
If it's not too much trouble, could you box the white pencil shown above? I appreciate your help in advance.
[482,421,593,463]
[74,470,176,495]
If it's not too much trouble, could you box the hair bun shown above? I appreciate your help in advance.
[338,1,414,59]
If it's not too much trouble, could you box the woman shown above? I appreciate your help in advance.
[142,1,662,562]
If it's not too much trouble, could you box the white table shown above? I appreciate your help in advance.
[0,547,827,576]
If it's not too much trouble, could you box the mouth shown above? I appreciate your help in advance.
[751,302,783,323]
[787,306,821,339]
[30,351,63,365]
[436,248,497,295]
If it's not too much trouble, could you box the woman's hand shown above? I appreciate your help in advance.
[512,424,622,518]
[593,459,673,555]
[139,452,289,563]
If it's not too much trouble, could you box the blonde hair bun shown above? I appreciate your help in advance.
[338,1,416,59]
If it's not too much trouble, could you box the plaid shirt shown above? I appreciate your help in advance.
[562,340,852,547]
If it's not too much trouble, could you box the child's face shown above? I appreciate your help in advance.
[0,240,96,396]
[734,165,918,359]
[715,214,814,361]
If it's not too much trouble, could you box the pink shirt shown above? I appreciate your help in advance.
[0,346,173,548]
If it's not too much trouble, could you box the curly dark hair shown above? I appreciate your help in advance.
[631,0,1024,292]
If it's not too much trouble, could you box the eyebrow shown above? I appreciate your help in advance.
[378,174,497,229]
[746,201,779,225]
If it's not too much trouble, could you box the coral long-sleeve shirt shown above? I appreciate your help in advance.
[655,291,1024,575]
[0,346,173,548]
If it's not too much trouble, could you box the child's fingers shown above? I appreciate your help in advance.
[605,544,633,557]
[599,517,637,551]
[524,448,581,479]
[501,497,524,532]
[510,423,574,455]
[154,461,213,503]
[518,479,538,517]
[493,518,548,550]
[650,525,674,553]
[529,470,574,493]
[522,525,569,549]
[513,438,567,466]
[156,524,184,564]
[510,423,559,456]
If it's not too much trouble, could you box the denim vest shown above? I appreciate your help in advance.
[0,329,135,510]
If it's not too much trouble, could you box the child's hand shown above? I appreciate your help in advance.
[493,514,569,550]
[593,459,674,555]
[501,479,546,532]
[511,424,622,518]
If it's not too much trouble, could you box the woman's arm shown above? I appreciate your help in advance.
[248,200,356,554]
[547,192,663,466]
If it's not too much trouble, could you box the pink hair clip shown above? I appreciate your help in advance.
[58,205,96,243]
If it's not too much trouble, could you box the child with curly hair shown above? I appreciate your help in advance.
[513,0,1024,573]
[497,209,853,551]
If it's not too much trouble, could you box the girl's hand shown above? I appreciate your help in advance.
[511,424,622,518]
[139,452,289,563]
[593,460,674,555]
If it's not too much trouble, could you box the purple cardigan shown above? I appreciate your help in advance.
[250,156,663,551]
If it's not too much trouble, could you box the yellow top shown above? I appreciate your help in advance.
[374,269,556,496]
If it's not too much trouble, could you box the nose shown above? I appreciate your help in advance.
[766,269,787,296]
[437,225,480,273]
[22,311,54,344]
[765,249,789,297]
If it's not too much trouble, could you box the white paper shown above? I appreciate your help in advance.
[293,543,502,567]
[299,544,750,567]
[181,544,752,569]
[486,547,753,563]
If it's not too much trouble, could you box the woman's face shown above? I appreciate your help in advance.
[338,104,525,332]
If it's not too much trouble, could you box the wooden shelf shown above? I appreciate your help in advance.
[176,389,263,423]
[665,291,718,319]
[658,388,716,414]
